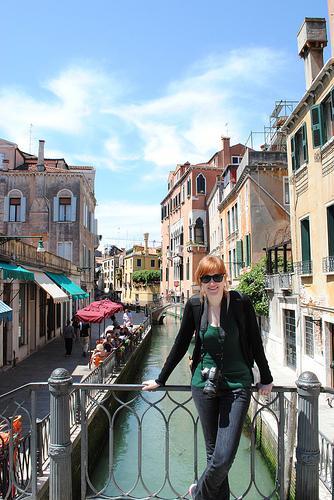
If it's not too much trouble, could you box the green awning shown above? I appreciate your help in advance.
[0,262,34,281]
[46,272,89,300]
[0,300,12,321]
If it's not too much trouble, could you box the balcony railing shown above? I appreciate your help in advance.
[322,256,334,273]
[265,273,293,291]
[0,372,333,498]
[294,260,312,275]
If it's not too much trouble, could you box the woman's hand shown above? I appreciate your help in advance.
[142,380,161,391]
[257,383,273,396]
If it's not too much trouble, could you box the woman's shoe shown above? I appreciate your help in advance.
[188,483,196,498]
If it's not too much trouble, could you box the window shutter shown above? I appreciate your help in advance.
[3,196,9,222]
[330,87,334,120]
[302,123,308,163]
[291,136,296,171]
[301,218,311,262]
[20,197,26,222]
[236,240,243,271]
[311,105,323,148]
[246,234,251,266]
[71,196,77,222]
[53,197,59,222]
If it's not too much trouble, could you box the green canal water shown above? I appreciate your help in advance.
[92,316,275,499]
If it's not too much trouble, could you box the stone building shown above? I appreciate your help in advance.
[160,137,245,301]
[274,17,334,387]
[0,138,99,300]
[122,234,160,305]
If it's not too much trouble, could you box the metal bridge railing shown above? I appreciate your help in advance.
[1,371,333,499]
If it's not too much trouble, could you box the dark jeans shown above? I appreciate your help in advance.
[191,385,251,500]
[65,338,73,355]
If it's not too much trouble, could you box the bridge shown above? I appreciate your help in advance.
[150,300,185,324]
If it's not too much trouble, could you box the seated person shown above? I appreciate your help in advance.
[91,343,107,367]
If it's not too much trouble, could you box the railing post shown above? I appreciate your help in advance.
[48,368,73,500]
[36,418,43,476]
[296,371,321,500]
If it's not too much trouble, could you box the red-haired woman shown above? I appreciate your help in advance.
[142,255,273,500]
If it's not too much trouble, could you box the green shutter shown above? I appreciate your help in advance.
[243,237,248,266]
[311,105,324,148]
[327,205,334,256]
[302,123,308,163]
[246,234,251,266]
[236,240,243,272]
[291,136,296,171]
[301,218,311,262]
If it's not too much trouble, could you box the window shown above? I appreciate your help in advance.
[53,191,76,222]
[166,267,169,281]
[291,123,308,171]
[232,156,242,164]
[4,191,26,223]
[304,316,314,358]
[57,242,73,261]
[284,177,290,205]
[228,250,232,280]
[227,211,231,235]
[59,197,72,222]
[284,309,296,369]
[9,198,21,222]
[327,205,334,258]
[186,258,190,280]
[300,217,311,273]
[194,217,204,244]
[232,248,237,278]
[150,259,155,268]
[311,89,334,148]
[136,258,142,267]
[0,153,4,168]
[196,174,206,194]
[187,178,191,197]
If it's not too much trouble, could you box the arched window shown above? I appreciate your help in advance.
[53,189,76,222]
[196,174,206,194]
[4,189,26,222]
[194,217,204,244]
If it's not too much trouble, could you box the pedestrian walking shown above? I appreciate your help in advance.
[63,320,75,356]
[142,255,273,500]
[80,322,90,357]
[72,316,81,341]
[123,308,133,327]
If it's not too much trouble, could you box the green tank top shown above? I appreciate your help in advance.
[191,314,252,390]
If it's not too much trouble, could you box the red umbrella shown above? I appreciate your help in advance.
[75,299,123,323]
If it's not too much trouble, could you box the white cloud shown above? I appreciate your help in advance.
[96,201,161,248]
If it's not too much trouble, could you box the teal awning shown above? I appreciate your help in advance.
[0,262,34,281]
[0,300,12,321]
[46,272,89,300]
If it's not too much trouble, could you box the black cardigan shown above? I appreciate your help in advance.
[156,290,273,386]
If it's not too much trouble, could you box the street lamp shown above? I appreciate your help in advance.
[0,235,45,252]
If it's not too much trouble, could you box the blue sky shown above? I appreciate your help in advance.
[1,0,329,249]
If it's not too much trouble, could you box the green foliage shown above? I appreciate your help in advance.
[132,270,161,285]
[237,258,269,316]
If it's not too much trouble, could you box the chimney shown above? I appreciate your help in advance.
[37,140,45,172]
[297,18,327,89]
[143,233,149,255]
[221,136,231,167]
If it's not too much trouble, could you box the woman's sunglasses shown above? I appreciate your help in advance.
[200,274,224,284]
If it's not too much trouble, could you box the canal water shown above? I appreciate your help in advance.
[92,315,274,499]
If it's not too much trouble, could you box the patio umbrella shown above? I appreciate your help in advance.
[75,299,123,323]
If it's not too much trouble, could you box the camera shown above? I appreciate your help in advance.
[201,366,222,398]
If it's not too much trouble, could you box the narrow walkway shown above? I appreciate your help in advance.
[0,311,147,418]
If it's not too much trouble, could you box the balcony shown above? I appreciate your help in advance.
[294,260,312,276]
[322,256,334,273]
[265,272,293,292]
[174,244,183,256]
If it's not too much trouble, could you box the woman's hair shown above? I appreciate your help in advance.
[194,255,227,286]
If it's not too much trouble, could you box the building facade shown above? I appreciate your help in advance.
[122,234,160,305]
[275,18,334,387]
[0,139,99,300]
[161,138,245,301]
